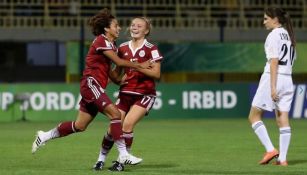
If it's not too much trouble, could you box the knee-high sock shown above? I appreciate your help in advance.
[110,119,128,156]
[123,131,134,153]
[252,121,275,152]
[57,121,79,137]
[278,127,291,162]
[97,132,114,162]
[40,121,78,143]
[110,119,122,140]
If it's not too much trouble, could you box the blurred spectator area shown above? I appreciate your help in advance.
[0,41,66,82]
[0,0,306,30]
[0,0,307,83]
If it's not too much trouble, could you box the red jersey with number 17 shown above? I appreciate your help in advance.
[118,39,163,95]
[82,34,117,88]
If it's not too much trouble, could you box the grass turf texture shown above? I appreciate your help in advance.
[0,118,306,175]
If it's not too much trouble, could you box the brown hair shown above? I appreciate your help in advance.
[265,7,296,47]
[88,8,115,36]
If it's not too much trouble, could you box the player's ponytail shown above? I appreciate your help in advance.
[283,12,296,48]
[265,7,296,48]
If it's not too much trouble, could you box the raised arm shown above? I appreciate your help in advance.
[136,61,161,80]
[103,50,151,69]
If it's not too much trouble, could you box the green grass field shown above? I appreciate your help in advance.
[0,118,306,175]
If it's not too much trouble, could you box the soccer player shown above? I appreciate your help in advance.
[31,9,151,171]
[92,17,163,171]
[248,7,296,166]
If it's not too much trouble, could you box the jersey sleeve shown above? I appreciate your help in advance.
[150,45,163,62]
[92,36,113,53]
[265,32,279,60]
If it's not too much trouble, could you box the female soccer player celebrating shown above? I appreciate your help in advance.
[249,7,296,166]
[31,9,151,171]
[93,17,163,171]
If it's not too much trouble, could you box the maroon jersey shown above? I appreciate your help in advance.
[118,39,163,95]
[82,34,117,89]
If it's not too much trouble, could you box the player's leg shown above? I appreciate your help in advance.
[93,130,113,170]
[93,131,112,170]
[122,105,147,153]
[249,73,278,164]
[93,109,126,171]
[249,107,278,164]
[94,103,123,171]
[274,110,290,166]
[103,104,142,170]
[273,75,293,166]
[122,94,155,156]
[32,110,94,154]
[85,82,130,164]
[102,104,130,158]
[94,91,129,171]
[112,94,155,170]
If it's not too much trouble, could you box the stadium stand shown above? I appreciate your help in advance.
[0,0,306,30]
[0,0,306,83]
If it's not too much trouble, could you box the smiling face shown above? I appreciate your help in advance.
[263,13,279,30]
[129,18,149,40]
[105,19,121,40]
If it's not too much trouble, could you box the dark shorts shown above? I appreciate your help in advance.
[79,76,113,117]
[115,92,156,115]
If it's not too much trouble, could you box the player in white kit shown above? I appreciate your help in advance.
[248,7,296,166]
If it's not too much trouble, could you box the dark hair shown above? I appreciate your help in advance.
[265,7,296,47]
[88,8,115,36]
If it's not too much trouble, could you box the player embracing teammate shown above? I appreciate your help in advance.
[93,16,163,171]
[31,8,152,172]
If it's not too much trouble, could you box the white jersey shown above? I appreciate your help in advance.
[264,27,296,75]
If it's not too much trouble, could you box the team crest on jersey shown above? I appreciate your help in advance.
[139,50,145,57]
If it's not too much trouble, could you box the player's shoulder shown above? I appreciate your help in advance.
[96,34,108,41]
[144,40,156,49]
[266,28,280,41]
[92,34,114,50]
[270,27,286,37]
[93,34,109,45]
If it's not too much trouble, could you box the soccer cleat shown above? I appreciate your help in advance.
[272,160,288,166]
[118,153,143,165]
[31,130,47,154]
[108,161,124,171]
[93,161,104,171]
[258,149,279,165]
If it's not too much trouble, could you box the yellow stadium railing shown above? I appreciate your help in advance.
[0,0,306,30]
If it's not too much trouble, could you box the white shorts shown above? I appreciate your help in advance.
[252,73,294,112]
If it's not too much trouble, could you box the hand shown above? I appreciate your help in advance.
[138,60,153,69]
[271,88,279,102]
[119,74,128,85]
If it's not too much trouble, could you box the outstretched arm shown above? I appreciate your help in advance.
[137,61,161,80]
[103,50,151,69]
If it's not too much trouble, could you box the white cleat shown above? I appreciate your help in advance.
[31,130,47,154]
[118,154,143,165]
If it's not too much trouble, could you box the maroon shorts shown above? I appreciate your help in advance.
[115,92,156,114]
[79,76,113,117]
